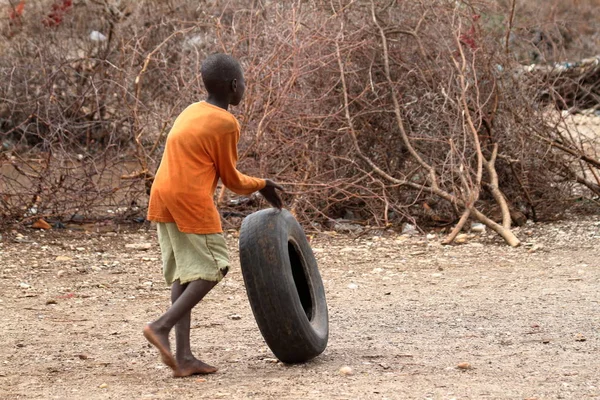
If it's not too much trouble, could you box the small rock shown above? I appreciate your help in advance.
[125,243,152,251]
[57,270,66,278]
[229,314,242,320]
[574,333,587,342]
[339,366,353,375]
[89,30,107,42]
[470,223,486,233]
[195,378,207,383]
[98,383,108,389]
[46,299,57,305]
[455,234,468,244]
[55,256,72,262]
[528,244,544,253]
[19,282,31,289]
[333,221,363,234]
[456,362,472,370]
[75,247,85,252]
[426,233,436,240]
[262,357,279,363]
[347,283,359,289]
[431,273,443,278]
[32,219,52,230]
[402,223,417,235]
[78,354,89,360]
[13,234,31,243]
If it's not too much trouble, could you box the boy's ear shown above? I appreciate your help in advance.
[231,78,238,92]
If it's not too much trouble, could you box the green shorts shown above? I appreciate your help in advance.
[157,222,230,285]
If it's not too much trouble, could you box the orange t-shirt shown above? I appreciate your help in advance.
[147,101,266,234]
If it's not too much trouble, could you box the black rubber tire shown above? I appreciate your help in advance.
[239,208,329,363]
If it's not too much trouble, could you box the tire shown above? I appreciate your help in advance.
[239,208,329,363]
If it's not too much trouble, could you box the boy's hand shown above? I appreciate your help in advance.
[259,179,285,209]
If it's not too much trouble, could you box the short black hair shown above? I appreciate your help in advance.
[201,54,243,95]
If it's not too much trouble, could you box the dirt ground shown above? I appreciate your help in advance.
[0,216,599,400]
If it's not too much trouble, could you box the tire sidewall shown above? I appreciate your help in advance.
[283,211,328,342]
[239,209,329,363]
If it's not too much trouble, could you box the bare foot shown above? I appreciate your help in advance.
[143,324,177,371]
[173,357,218,377]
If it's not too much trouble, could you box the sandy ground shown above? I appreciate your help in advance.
[0,217,599,400]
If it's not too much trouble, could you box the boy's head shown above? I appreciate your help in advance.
[201,54,245,106]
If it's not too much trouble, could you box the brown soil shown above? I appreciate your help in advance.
[0,218,599,400]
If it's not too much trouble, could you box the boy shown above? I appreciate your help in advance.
[144,53,284,377]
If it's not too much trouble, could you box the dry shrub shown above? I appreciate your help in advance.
[1,0,599,242]
[495,0,600,64]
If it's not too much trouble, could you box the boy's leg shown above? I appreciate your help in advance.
[143,278,216,372]
[171,280,218,376]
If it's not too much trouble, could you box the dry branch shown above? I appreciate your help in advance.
[483,144,512,230]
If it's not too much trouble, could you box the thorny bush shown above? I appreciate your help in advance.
[1,0,599,244]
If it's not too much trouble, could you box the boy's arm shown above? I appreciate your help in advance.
[213,130,266,196]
